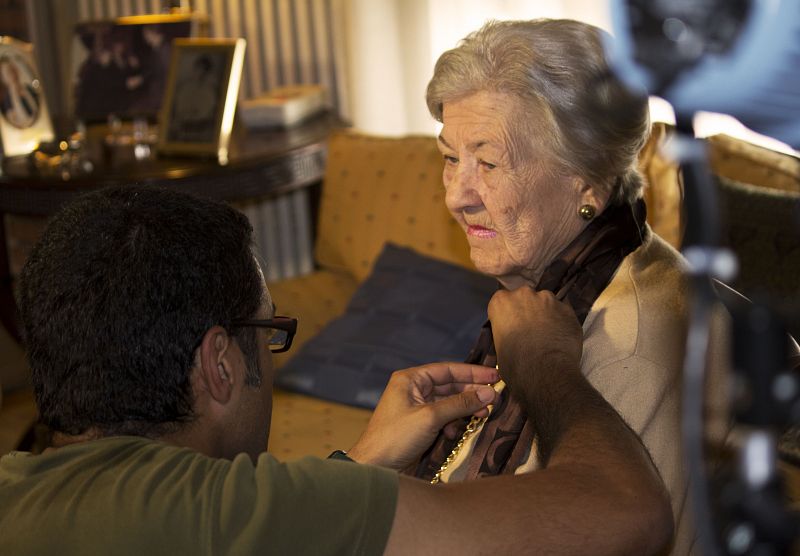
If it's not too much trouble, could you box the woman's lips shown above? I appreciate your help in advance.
[467,225,497,239]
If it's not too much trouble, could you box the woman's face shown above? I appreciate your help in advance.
[438,90,602,288]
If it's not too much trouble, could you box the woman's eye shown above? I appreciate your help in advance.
[480,160,497,170]
[443,155,458,164]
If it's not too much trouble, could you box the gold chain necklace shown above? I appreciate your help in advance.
[430,374,506,485]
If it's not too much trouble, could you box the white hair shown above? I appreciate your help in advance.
[427,19,651,204]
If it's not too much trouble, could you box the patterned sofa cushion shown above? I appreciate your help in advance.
[314,132,472,282]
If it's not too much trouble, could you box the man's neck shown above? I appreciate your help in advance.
[45,429,105,452]
[44,421,240,462]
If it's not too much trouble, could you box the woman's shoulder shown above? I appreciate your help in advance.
[593,230,689,317]
[582,231,689,371]
[632,230,690,277]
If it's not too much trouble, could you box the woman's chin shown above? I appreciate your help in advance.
[469,254,532,290]
[469,255,504,277]
[470,256,512,280]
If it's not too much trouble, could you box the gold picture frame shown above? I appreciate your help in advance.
[0,36,54,158]
[157,38,245,163]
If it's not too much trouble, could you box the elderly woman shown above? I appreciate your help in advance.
[411,19,698,555]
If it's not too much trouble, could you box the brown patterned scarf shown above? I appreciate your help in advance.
[413,199,648,480]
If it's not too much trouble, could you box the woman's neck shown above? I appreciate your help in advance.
[496,273,537,291]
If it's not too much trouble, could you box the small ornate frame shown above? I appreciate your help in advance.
[157,38,246,163]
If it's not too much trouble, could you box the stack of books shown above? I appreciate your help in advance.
[239,85,326,128]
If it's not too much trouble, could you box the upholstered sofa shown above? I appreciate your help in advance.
[265,124,800,460]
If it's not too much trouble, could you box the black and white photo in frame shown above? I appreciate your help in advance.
[158,38,245,162]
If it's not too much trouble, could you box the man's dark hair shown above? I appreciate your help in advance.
[18,185,264,437]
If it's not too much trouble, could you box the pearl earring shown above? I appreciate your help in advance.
[579,204,596,221]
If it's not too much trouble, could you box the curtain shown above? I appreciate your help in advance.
[342,0,612,136]
[75,0,351,120]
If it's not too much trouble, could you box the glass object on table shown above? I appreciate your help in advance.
[133,117,152,161]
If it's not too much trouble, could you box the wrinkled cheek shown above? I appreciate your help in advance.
[503,232,531,263]
[499,203,515,217]
[498,212,536,262]
[493,200,521,231]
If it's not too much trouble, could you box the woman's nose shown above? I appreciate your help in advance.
[445,164,482,212]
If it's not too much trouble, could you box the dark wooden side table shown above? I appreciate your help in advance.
[0,112,341,344]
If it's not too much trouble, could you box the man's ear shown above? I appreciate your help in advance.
[197,326,236,404]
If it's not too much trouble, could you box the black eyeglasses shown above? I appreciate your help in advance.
[231,316,298,353]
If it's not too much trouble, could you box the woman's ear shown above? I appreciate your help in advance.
[197,326,235,405]
[575,177,611,212]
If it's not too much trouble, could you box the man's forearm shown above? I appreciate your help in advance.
[385,361,674,556]
[520,353,674,552]
[509,357,628,467]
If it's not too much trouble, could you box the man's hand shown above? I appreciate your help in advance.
[347,363,499,469]
[488,288,583,398]
[488,288,586,465]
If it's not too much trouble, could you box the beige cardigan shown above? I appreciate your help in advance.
[442,232,729,556]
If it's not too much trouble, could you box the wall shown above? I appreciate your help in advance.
[341,0,797,154]
[343,0,612,136]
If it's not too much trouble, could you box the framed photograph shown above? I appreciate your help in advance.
[0,36,54,158]
[71,13,202,122]
[158,38,246,163]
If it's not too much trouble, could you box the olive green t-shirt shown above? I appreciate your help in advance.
[0,436,398,555]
